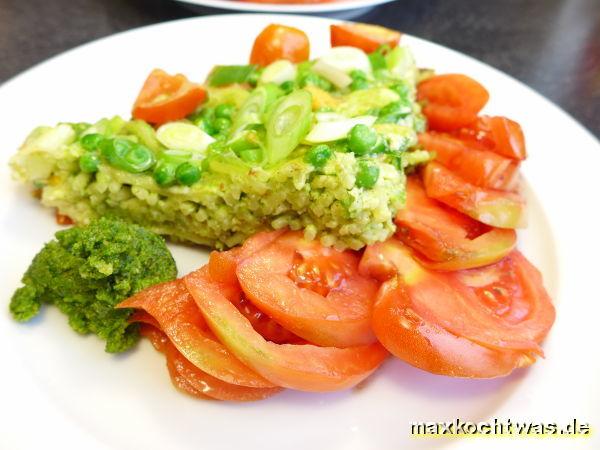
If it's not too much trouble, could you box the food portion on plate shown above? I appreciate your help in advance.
[10,23,427,250]
[8,22,555,401]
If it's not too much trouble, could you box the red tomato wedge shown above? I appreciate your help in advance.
[395,177,517,270]
[417,74,489,131]
[250,24,310,67]
[423,162,526,229]
[236,231,378,347]
[454,116,527,161]
[330,23,401,53]
[372,279,535,378]
[418,132,520,191]
[118,279,276,388]
[360,239,555,357]
[185,268,388,392]
[132,69,206,125]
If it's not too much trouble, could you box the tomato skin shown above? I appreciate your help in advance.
[417,74,489,131]
[330,23,401,53]
[250,24,310,66]
[360,239,555,357]
[422,162,526,229]
[118,279,276,388]
[132,69,206,125]
[372,278,535,378]
[236,231,378,348]
[454,116,527,161]
[419,132,520,191]
[185,268,388,392]
[395,177,517,270]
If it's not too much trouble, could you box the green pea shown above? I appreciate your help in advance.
[348,124,378,155]
[304,145,332,169]
[238,148,262,164]
[215,103,235,119]
[356,162,380,189]
[153,162,177,186]
[372,135,390,154]
[79,152,100,173]
[280,80,295,94]
[213,117,232,133]
[80,133,104,151]
[176,162,201,186]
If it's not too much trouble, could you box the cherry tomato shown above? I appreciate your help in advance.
[132,69,206,125]
[250,24,310,67]
[417,74,489,131]
[118,279,275,388]
[330,23,401,53]
[236,231,379,347]
[419,132,520,191]
[185,268,388,392]
[423,162,526,229]
[395,177,517,270]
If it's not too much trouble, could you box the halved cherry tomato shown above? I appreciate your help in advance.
[330,23,401,53]
[185,268,388,392]
[395,177,517,270]
[132,69,206,125]
[419,132,520,191]
[417,74,489,131]
[118,279,275,388]
[250,24,310,67]
[423,162,526,229]
[236,231,378,347]
[453,116,527,161]
[360,239,555,358]
[372,278,535,378]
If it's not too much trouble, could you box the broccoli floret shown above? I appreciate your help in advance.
[9,217,177,353]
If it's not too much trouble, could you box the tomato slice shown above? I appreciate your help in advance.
[185,268,388,392]
[163,338,282,401]
[417,74,489,131]
[250,24,310,67]
[395,177,517,270]
[453,116,527,161]
[118,279,275,388]
[423,162,526,229]
[372,279,535,378]
[360,239,555,357]
[208,229,286,286]
[132,69,206,126]
[236,231,378,347]
[418,132,520,191]
[330,23,401,53]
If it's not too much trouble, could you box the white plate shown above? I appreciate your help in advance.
[174,0,395,15]
[0,14,599,450]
